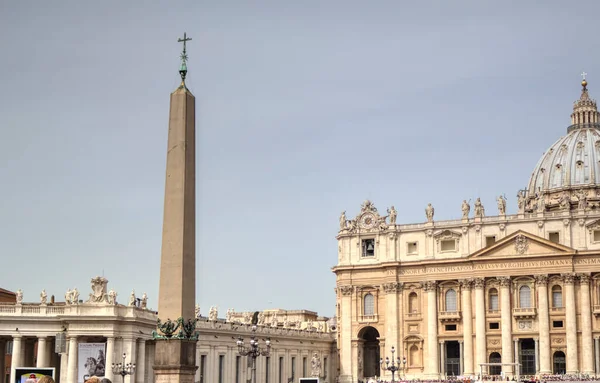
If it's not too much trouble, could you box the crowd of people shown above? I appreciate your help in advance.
[23,376,112,383]
[359,374,600,383]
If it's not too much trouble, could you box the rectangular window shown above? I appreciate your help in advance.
[266,356,270,383]
[6,340,13,355]
[324,356,328,378]
[303,357,307,377]
[291,357,296,380]
[441,239,456,251]
[594,230,600,242]
[553,320,564,328]
[407,242,418,255]
[486,236,496,247]
[552,291,563,308]
[445,324,457,331]
[549,232,560,244]
[236,355,241,383]
[362,239,375,257]
[218,355,225,383]
[200,355,206,383]
[279,356,284,383]
[489,322,500,330]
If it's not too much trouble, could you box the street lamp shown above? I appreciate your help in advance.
[112,352,136,383]
[380,346,401,382]
[237,324,271,383]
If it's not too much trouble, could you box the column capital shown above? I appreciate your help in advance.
[562,273,576,285]
[534,275,548,286]
[473,278,485,289]
[339,285,354,296]
[459,279,473,290]
[579,273,591,284]
[422,281,437,291]
[12,334,22,339]
[382,282,403,294]
[497,276,511,287]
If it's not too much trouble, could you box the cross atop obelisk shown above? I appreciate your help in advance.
[153,32,198,383]
[177,32,192,84]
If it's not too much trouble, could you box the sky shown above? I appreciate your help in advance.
[1,1,600,318]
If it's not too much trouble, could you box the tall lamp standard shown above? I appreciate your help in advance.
[237,324,271,383]
[112,352,136,383]
[380,346,401,382]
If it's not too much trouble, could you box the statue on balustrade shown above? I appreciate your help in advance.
[40,289,47,305]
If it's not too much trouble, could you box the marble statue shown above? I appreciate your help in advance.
[128,290,136,307]
[578,189,588,210]
[271,315,278,327]
[517,190,526,211]
[387,206,397,225]
[425,203,434,223]
[317,322,324,332]
[474,198,485,218]
[16,289,23,304]
[339,211,347,230]
[141,292,148,309]
[307,319,314,330]
[195,304,201,318]
[72,288,79,304]
[461,200,470,219]
[208,306,218,321]
[537,194,546,213]
[108,289,117,305]
[87,276,109,304]
[225,308,233,322]
[311,352,322,377]
[497,195,506,215]
[258,311,265,325]
[559,191,570,210]
[40,289,47,305]
[347,219,357,233]
[283,317,289,328]
[65,289,72,305]
[244,311,251,323]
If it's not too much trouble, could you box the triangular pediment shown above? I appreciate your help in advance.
[469,230,575,259]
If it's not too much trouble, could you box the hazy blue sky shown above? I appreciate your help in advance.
[1,1,600,317]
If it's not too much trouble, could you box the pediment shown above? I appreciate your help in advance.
[586,219,600,233]
[433,229,462,241]
[469,230,574,259]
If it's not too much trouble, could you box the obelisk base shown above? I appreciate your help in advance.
[153,339,198,383]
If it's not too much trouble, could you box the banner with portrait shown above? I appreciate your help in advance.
[14,367,55,383]
[77,343,106,383]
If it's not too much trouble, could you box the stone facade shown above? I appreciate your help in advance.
[0,279,337,383]
[334,79,600,383]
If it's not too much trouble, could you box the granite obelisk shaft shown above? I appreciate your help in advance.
[154,83,197,383]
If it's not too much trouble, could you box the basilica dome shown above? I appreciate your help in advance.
[525,79,600,212]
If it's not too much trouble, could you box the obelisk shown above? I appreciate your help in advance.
[153,32,198,383]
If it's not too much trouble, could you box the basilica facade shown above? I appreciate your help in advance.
[334,78,600,383]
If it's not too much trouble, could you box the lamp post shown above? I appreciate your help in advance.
[237,324,271,383]
[112,352,136,383]
[380,346,401,382]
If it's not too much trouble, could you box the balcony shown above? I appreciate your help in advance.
[486,309,500,318]
[358,314,379,323]
[438,311,462,322]
[550,307,565,314]
[593,305,600,316]
[513,307,537,319]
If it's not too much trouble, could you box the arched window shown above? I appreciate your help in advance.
[409,345,420,367]
[519,285,531,308]
[363,293,374,316]
[552,285,563,308]
[488,288,499,311]
[445,289,457,312]
[408,292,418,313]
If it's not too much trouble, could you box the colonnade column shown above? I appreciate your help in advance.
[10,335,23,383]
[580,274,594,374]
[105,337,115,381]
[136,339,146,383]
[498,277,513,376]
[424,281,439,378]
[563,273,578,374]
[338,285,354,383]
[0,339,6,383]
[36,337,48,367]
[123,337,137,383]
[460,279,473,375]
[595,337,600,376]
[474,278,486,373]
[535,275,551,374]
[439,341,445,377]
[67,336,78,383]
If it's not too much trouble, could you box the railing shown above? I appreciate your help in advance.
[513,307,537,318]
[358,314,378,323]
[550,307,565,313]
[0,306,15,313]
[405,312,422,320]
[486,309,500,317]
[47,306,65,314]
[438,311,462,322]
[22,306,40,314]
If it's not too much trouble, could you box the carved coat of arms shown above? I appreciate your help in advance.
[514,234,529,255]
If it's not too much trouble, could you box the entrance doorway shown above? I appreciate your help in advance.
[553,351,566,374]
[489,352,501,375]
[519,339,535,375]
[359,326,380,378]
[445,341,461,376]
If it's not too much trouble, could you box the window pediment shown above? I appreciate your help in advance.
[433,230,462,242]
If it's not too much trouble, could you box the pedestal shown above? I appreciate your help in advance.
[153,339,198,383]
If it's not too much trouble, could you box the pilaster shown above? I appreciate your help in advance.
[424,281,439,378]
[106,337,115,381]
[10,335,23,383]
[338,285,354,383]
[0,339,5,383]
[137,339,147,383]
[67,336,78,383]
